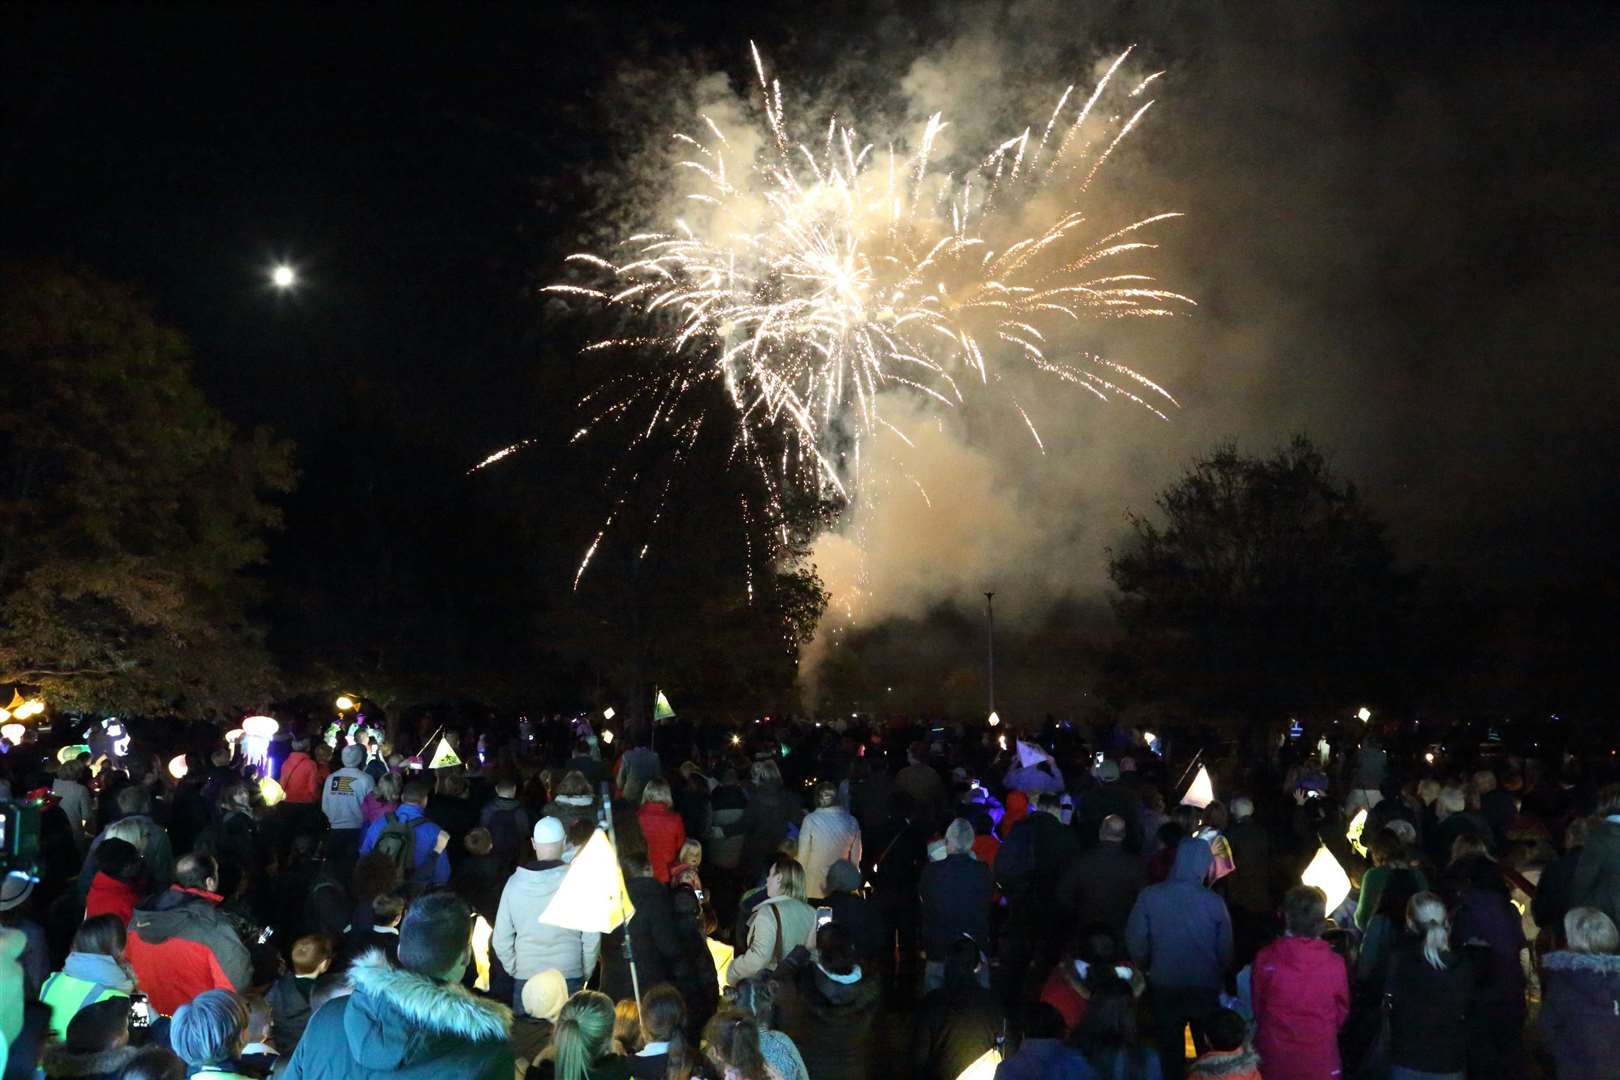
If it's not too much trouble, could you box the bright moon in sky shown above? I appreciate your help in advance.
[271,265,296,288]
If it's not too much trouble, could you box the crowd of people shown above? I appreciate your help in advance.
[1,713,1618,1080]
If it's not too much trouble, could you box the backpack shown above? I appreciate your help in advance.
[374,812,418,880]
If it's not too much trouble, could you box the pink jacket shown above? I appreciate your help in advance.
[1251,935,1350,1080]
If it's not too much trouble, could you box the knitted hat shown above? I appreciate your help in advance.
[825,858,862,894]
[532,816,566,846]
[341,744,366,768]
[521,969,568,1022]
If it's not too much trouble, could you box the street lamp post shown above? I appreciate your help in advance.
[984,591,996,717]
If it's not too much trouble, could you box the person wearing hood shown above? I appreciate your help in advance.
[1186,1009,1261,1080]
[1125,836,1233,1080]
[494,816,601,1002]
[281,736,322,805]
[40,996,139,1080]
[1250,886,1349,1080]
[282,892,514,1080]
[125,854,250,1017]
[39,916,139,1041]
[83,839,143,927]
[773,922,884,1080]
[322,744,376,864]
[993,1001,1090,1080]
[1539,906,1620,1080]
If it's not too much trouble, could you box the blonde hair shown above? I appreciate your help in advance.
[641,778,674,807]
[613,998,641,1054]
[553,991,616,1080]
[678,839,703,867]
[770,855,807,901]
[105,817,150,854]
[750,759,782,788]
[1565,906,1620,955]
[1407,892,1451,970]
[1436,786,1466,816]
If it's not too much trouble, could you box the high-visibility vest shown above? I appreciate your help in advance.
[38,971,129,1039]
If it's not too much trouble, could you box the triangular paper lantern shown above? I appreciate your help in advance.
[1016,740,1053,768]
[1346,807,1369,857]
[428,736,462,769]
[1181,765,1215,808]
[955,1047,1003,1080]
[5,689,23,713]
[653,690,676,722]
[539,829,636,934]
[1301,844,1352,915]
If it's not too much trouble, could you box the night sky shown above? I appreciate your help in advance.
[5,1,1619,711]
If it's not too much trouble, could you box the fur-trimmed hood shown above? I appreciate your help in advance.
[1189,1046,1263,1079]
[38,1041,140,1077]
[1542,950,1620,975]
[342,949,511,1069]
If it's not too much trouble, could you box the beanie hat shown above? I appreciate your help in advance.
[521,969,569,1022]
[341,744,366,768]
[532,816,567,846]
[825,858,862,894]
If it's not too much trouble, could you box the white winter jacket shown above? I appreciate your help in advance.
[493,861,601,982]
[797,806,863,899]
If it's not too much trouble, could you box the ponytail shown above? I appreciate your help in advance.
[703,1010,768,1080]
[553,991,615,1080]
[1407,892,1451,970]
[665,1028,691,1080]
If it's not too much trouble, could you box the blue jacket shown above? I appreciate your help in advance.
[358,804,450,885]
[994,1038,1095,1080]
[1125,838,1232,991]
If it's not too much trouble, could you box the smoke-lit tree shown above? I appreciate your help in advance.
[0,263,296,714]
[1106,436,1416,727]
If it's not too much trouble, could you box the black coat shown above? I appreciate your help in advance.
[739,786,794,882]
[1538,950,1620,1080]
[919,854,994,958]
[1055,841,1145,937]
[825,891,886,964]
[910,982,1003,1080]
[602,877,682,1001]
[773,947,884,1080]
[1386,942,1480,1074]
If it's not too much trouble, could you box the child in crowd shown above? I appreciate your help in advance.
[1187,1009,1262,1080]
[268,933,333,1052]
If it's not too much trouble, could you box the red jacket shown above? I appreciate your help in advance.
[127,886,251,1016]
[1251,935,1350,1080]
[280,752,321,803]
[84,872,139,926]
[637,802,686,883]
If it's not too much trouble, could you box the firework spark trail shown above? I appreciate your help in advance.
[540,43,1193,585]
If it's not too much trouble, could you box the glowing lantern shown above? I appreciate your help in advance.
[1357,706,1372,722]
[602,707,616,720]
[241,715,278,773]
[1181,766,1215,809]
[56,744,91,765]
[224,728,244,746]
[955,1048,1003,1080]
[1346,807,1369,857]
[987,711,1001,727]
[729,733,741,746]
[1,723,25,745]
[997,734,1007,751]
[427,736,461,769]
[653,690,676,722]
[600,729,615,745]
[0,708,9,722]
[1301,844,1352,915]
[258,777,286,806]
[168,754,190,780]
[472,915,493,991]
[335,694,356,711]
[706,936,735,990]
[539,830,636,934]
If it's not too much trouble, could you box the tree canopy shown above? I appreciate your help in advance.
[0,263,296,715]
[1107,436,1415,725]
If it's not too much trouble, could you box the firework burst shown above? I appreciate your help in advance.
[537,43,1193,584]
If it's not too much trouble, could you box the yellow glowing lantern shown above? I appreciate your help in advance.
[335,694,356,712]
[1346,807,1369,857]
[258,777,286,806]
[539,830,636,934]
[1301,845,1352,915]
[955,1048,1003,1080]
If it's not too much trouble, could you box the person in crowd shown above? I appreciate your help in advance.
[727,855,815,986]
[798,780,862,902]
[549,990,630,1080]
[2,867,49,1002]
[513,970,568,1074]
[480,778,533,869]
[820,858,884,966]
[1448,852,1527,1075]
[53,760,97,847]
[1220,797,1271,957]
[1186,1008,1261,1080]
[40,996,139,1079]
[345,893,403,966]
[993,1001,1090,1080]
[84,838,144,926]
[911,935,1004,1080]
[79,786,175,898]
[1539,905,1620,1080]
[196,782,263,899]
[281,737,322,805]
[357,779,451,891]
[617,741,662,805]
[284,892,514,1079]
[39,915,138,1040]
[773,922,884,1080]
[895,743,947,827]
[426,772,480,865]
[998,791,1081,1003]
[1057,814,1146,939]
[666,887,719,1040]
[1535,816,1590,935]
[169,989,257,1080]
[1386,892,1478,1080]
[113,1046,188,1080]
[565,740,606,790]
[1251,885,1350,1080]
[322,744,376,863]
[1125,836,1232,1080]
[267,934,332,1053]
[969,811,1001,874]
[613,999,642,1056]
[1477,769,1518,850]
[702,1010,770,1080]
[628,984,691,1080]
[1573,784,1620,928]
[669,839,705,897]
[1004,748,1065,798]
[126,854,250,1016]
[1038,924,1142,1037]
[1428,785,1489,866]
[591,852,680,1003]
[728,978,809,1080]
[638,779,687,884]
[847,757,894,835]
[738,760,794,886]
[360,773,401,825]
[865,790,928,974]
[1355,828,1428,931]
[920,818,994,991]
[495,816,601,1002]
[454,827,508,923]
[544,770,602,834]
[1068,975,1163,1080]
[240,995,281,1072]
